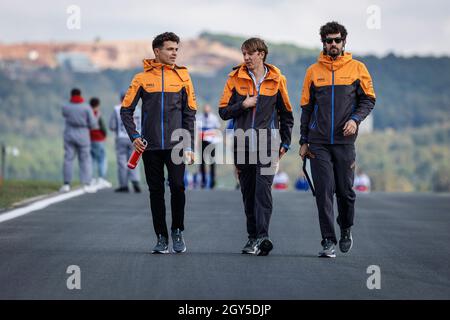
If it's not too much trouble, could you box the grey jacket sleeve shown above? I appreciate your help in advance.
[109,110,118,132]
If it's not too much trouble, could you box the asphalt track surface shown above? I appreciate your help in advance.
[0,189,449,299]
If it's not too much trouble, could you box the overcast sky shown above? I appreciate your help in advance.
[1,0,449,57]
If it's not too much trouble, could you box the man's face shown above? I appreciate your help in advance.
[203,104,211,114]
[242,48,264,71]
[323,33,345,58]
[154,41,178,65]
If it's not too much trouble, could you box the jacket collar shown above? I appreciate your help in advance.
[142,59,188,81]
[317,51,353,71]
[232,63,281,82]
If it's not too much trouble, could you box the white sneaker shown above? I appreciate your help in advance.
[97,178,112,188]
[59,184,71,193]
[83,184,97,193]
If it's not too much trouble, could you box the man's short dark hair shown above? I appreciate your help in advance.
[89,97,100,108]
[241,38,269,62]
[71,88,81,96]
[152,32,180,50]
[320,21,348,41]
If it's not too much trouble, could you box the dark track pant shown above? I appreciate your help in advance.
[309,144,356,244]
[142,150,185,238]
[235,152,275,239]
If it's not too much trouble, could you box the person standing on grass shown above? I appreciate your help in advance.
[109,93,142,193]
[60,88,98,193]
[89,97,112,189]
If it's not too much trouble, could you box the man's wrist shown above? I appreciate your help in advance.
[350,116,360,125]
[300,137,308,146]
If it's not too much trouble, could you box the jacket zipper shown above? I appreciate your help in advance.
[251,81,261,151]
[331,65,335,144]
[161,66,165,149]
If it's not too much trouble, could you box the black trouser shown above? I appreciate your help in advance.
[235,151,275,239]
[200,141,216,189]
[308,143,356,244]
[142,149,185,238]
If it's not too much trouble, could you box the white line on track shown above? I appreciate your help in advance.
[0,187,106,224]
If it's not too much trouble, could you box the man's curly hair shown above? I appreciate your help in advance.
[320,21,348,41]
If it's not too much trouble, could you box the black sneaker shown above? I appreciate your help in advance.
[339,227,353,253]
[152,234,169,254]
[255,237,273,256]
[242,238,258,254]
[171,228,186,253]
[318,238,336,258]
[114,186,129,193]
[132,181,141,193]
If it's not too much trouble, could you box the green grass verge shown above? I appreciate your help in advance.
[0,180,62,210]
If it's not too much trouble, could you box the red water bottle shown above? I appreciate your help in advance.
[127,138,147,169]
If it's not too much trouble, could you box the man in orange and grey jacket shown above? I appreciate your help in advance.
[299,22,376,258]
[219,38,294,256]
[120,32,197,254]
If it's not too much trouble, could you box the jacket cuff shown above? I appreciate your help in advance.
[131,133,141,140]
[350,115,361,125]
[300,136,308,145]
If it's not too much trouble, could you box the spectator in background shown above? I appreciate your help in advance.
[273,168,290,190]
[60,88,98,193]
[225,119,240,190]
[354,169,371,193]
[89,97,112,188]
[196,104,221,189]
[295,173,310,192]
[109,93,142,193]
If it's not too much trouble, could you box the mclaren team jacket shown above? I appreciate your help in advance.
[120,59,197,151]
[300,52,376,145]
[219,63,294,151]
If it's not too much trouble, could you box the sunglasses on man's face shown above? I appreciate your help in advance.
[324,37,344,44]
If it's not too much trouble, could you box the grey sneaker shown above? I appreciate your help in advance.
[171,228,186,253]
[318,238,336,258]
[242,238,258,254]
[339,227,353,253]
[255,237,273,256]
[152,234,169,254]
